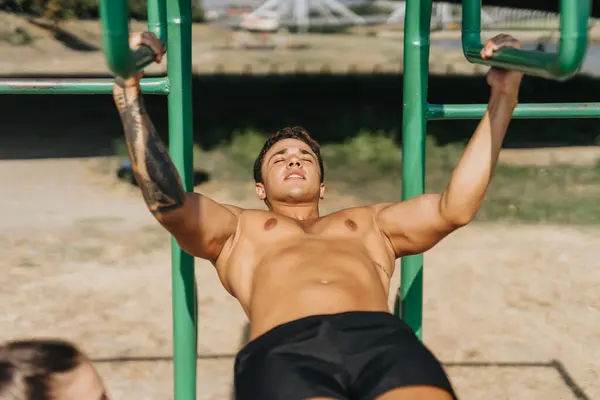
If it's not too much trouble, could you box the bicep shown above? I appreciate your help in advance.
[375,194,458,257]
[158,192,239,261]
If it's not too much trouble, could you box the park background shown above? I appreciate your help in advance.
[1,1,599,399]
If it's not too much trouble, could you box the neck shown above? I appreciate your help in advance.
[268,200,320,220]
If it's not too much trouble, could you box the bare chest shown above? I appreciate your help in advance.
[218,209,395,309]
[256,212,364,239]
[227,209,391,259]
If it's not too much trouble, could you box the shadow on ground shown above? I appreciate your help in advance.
[117,161,211,186]
[1,72,599,161]
[27,19,99,51]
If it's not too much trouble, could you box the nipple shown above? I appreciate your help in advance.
[344,219,357,231]
[264,218,278,231]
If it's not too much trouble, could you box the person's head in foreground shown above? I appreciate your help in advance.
[0,339,108,400]
[254,126,325,210]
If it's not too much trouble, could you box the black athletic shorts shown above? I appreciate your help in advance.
[234,311,457,400]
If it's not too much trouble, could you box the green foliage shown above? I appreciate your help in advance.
[128,0,205,22]
[475,163,600,223]
[192,129,268,181]
[3,0,99,21]
[323,130,400,165]
[321,130,402,183]
[227,129,267,164]
[0,26,34,45]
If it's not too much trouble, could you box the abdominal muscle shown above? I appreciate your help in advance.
[244,239,392,340]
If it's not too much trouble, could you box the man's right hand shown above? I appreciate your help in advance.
[114,32,166,89]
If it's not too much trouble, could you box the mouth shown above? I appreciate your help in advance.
[284,171,306,180]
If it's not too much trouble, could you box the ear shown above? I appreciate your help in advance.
[255,182,266,200]
[319,183,325,199]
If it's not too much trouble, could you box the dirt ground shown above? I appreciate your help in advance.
[1,155,599,400]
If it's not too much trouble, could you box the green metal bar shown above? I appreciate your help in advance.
[462,0,590,81]
[166,0,196,399]
[0,77,169,95]
[427,102,600,119]
[98,0,159,78]
[147,0,168,44]
[396,0,432,340]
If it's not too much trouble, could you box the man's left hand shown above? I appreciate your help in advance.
[481,34,524,97]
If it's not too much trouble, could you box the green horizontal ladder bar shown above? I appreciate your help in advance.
[0,77,169,95]
[427,102,600,119]
[462,0,590,81]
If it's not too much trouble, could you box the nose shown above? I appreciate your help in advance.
[287,157,301,168]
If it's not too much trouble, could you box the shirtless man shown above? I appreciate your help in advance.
[113,32,523,400]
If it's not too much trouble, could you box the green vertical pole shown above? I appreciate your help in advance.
[147,0,168,44]
[395,0,432,340]
[167,0,196,399]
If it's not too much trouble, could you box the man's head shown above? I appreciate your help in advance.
[254,127,325,207]
[0,339,108,400]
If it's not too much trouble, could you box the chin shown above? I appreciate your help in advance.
[285,190,319,202]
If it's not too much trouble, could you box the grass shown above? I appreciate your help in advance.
[0,26,34,46]
[112,129,600,225]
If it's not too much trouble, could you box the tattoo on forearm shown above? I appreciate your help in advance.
[114,85,185,215]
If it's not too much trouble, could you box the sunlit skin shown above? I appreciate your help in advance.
[51,360,109,400]
[113,32,523,400]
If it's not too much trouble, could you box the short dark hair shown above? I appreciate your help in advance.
[0,339,83,400]
[253,126,324,183]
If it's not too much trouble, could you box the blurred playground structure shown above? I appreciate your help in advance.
[207,0,575,27]
[206,0,599,51]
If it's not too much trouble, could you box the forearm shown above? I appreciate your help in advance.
[440,90,517,224]
[113,82,185,216]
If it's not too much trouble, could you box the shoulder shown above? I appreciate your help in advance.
[222,203,244,216]
[225,207,274,224]
[221,204,273,219]
[345,203,396,221]
[330,204,391,226]
[366,202,395,214]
